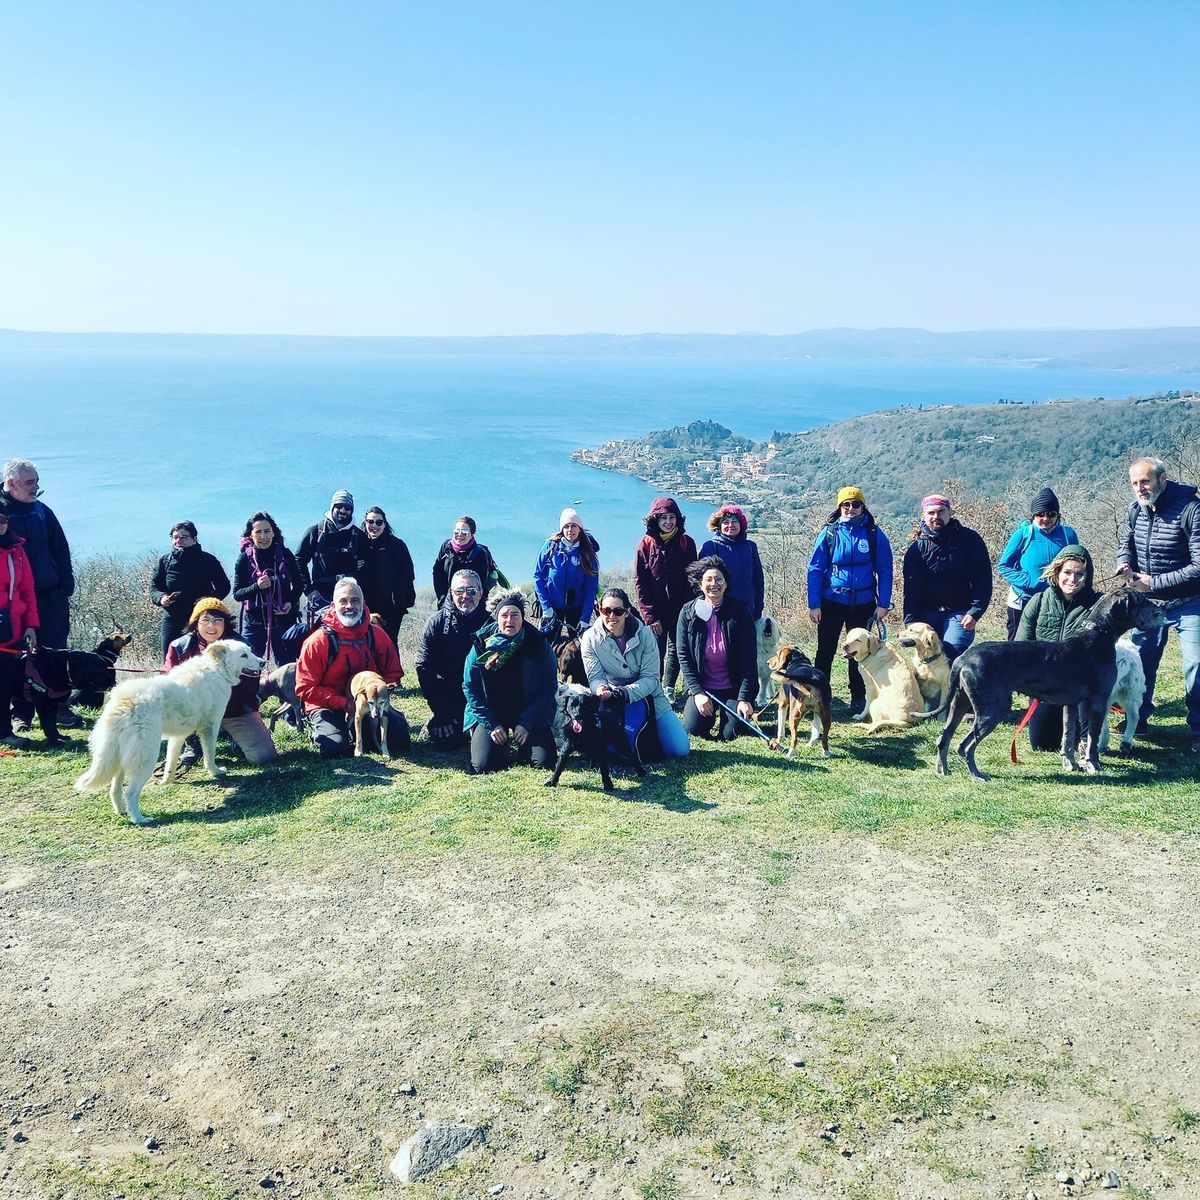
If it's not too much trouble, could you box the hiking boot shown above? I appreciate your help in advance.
[1191,736,1200,754]
[0,733,31,750]
[57,707,84,730]
[11,715,32,735]
[178,741,200,769]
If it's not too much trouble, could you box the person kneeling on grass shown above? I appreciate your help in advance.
[580,587,690,760]
[461,588,556,776]
[164,597,276,768]
[295,578,410,759]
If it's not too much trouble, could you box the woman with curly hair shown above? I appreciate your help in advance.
[698,503,764,621]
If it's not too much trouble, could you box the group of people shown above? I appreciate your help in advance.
[1,457,1197,766]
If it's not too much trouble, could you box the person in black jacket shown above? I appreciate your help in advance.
[1115,457,1200,747]
[902,494,993,664]
[415,568,489,749]
[358,506,416,645]
[432,516,504,607]
[295,489,365,616]
[675,555,758,741]
[231,512,304,666]
[150,521,231,656]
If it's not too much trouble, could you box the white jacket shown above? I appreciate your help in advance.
[579,613,671,721]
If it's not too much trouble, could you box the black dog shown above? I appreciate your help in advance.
[930,587,1162,781]
[545,683,643,792]
[25,641,124,744]
[70,632,133,708]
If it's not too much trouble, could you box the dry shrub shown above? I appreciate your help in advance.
[69,550,161,666]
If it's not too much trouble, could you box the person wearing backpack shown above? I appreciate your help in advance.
[1115,457,1200,749]
[806,486,893,719]
[996,487,1078,639]
[294,578,410,758]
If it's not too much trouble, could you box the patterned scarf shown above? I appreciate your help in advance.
[481,625,525,671]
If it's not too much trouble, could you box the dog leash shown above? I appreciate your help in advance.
[1010,699,1039,763]
[706,693,789,756]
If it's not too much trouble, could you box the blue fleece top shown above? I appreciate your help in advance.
[533,533,600,622]
[996,520,1077,604]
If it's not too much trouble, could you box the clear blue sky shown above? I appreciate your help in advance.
[3,1,1197,336]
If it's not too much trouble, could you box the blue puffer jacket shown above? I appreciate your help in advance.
[698,532,764,620]
[806,516,893,609]
[997,520,1078,606]
[533,533,600,622]
[1116,480,1200,602]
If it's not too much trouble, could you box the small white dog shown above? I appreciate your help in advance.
[75,639,262,826]
[755,615,782,706]
[1099,633,1147,754]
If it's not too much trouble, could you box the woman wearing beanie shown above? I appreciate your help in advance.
[997,486,1078,640]
[163,597,275,770]
[150,521,231,657]
[806,486,894,718]
[633,497,698,706]
[698,504,765,621]
[533,508,601,631]
[231,512,303,666]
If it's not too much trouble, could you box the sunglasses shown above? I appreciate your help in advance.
[600,606,627,617]
[1034,511,1059,519]
[364,519,384,526]
[840,500,864,510]
[452,587,481,596]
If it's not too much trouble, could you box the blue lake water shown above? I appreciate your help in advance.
[7,348,1199,582]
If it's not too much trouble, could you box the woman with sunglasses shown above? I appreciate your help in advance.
[358,506,416,645]
[806,486,894,719]
[997,487,1078,640]
[432,516,505,608]
[580,587,690,760]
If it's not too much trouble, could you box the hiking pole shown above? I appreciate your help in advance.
[706,693,789,757]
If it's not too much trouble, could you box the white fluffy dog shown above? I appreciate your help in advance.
[75,639,262,826]
[755,615,782,707]
[1099,633,1147,755]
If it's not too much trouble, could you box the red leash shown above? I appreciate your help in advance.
[1010,699,1039,763]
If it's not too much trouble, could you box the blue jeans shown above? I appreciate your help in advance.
[655,706,691,758]
[911,609,977,664]
[1131,597,1200,735]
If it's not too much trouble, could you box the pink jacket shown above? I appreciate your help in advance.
[0,537,39,648]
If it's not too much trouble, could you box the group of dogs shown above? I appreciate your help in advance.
[54,584,1158,824]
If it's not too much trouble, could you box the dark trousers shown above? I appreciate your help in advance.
[1005,606,1022,641]
[308,707,411,759]
[12,590,71,723]
[242,619,298,667]
[0,652,20,737]
[1026,701,1064,751]
[814,599,876,709]
[468,722,554,773]
[160,613,188,658]
[682,687,741,741]
[653,625,682,689]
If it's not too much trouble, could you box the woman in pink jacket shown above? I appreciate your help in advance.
[0,510,39,748]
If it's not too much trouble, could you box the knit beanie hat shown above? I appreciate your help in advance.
[189,597,232,626]
[837,486,866,506]
[1029,487,1060,516]
[559,507,583,531]
[487,587,527,617]
[711,503,748,533]
[330,489,354,509]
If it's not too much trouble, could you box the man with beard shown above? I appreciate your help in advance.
[902,493,992,664]
[1116,457,1200,749]
[295,578,409,758]
[415,568,490,749]
[296,489,366,617]
[1,458,78,731]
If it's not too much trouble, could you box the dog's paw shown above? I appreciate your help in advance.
[543,777,558,788]
[212,765,228,777]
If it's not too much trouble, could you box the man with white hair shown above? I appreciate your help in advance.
[294,578,409,758]
[1115,457,1200,749]
[1,458,78,729]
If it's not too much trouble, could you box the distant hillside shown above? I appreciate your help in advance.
[3,326,1200,370]
[576,392,1200,529]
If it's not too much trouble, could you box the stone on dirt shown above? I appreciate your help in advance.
[388,1121,485,1184]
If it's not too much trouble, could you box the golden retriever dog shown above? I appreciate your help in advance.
[349,670,395,758]
[74,639,262,826]
[897,622,951,713]
[841,627,923,734]
[766,645,832,757]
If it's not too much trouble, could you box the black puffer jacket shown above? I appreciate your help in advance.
[359,528,416,624]
[902,519,993,623]
[150,543,231,625]
[296,519,365,600]
[675,595,758,704]
[1116,480,1200,602]
[415,598,490,725]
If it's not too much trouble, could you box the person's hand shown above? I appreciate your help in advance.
[808,607,821,624]
[490,725,508,746]
[960,614,977,632]
[1114,563,1132,577]
[278,602,292,614]
[23,628,36,650]
[874,606,889,622]
[1130,573,1153,593]
[737,699,755,721]
[648,620,663,637]
[695,692,713,718]
[256,573,272,591]
[430,722,451,739]
[513,724,529,747]
[162,591,179,608]
[596,684,615,700]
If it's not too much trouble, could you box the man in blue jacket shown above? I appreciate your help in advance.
[1115,457,1200,749]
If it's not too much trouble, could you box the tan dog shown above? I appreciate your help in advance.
[897,622,951,713]
[349,670,395,757]
[841,627,923,734]
[766,645,831,757]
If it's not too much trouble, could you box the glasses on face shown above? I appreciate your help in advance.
[1034,511,1058,519]
[452,587,480,597]
[364,518,384,527]
[841,500,863,510]
[601,606,626,617]
[197,613,225,625]
[332,504,352,513]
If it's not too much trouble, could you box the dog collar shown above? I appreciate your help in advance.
[918,652,945,663]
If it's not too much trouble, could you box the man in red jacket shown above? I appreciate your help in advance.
[295,579,410,758]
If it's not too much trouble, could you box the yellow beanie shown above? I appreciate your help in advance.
[837,486,866,507]
[188,596,233,626]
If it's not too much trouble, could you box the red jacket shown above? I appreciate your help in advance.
[0,537,39,648]
[296,608,404,713]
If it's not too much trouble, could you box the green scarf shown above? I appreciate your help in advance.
[481,625,525,671]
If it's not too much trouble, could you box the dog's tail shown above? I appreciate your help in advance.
[908,658,964,721]
[73,716,120,792]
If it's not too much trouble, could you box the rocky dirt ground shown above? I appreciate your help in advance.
[2,828,1198,1199]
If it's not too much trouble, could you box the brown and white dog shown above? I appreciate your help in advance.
[766,644,832,757]
[349,670,395,757]
[897,622,951,713]
[841,627,923,734]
